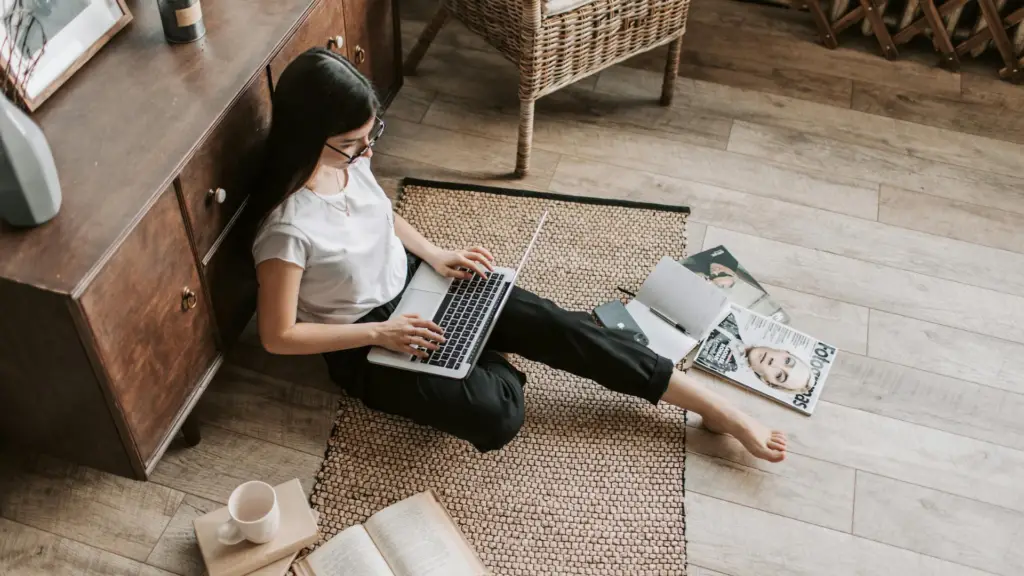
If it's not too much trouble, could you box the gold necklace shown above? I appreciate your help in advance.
[332,166,351,217]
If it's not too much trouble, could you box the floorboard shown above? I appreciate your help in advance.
[553,156,1024,299]
[702,227,1024,345]
[854,472,1022,576]
[867,310,1024,395]
[727,121,1024,216]
[686,427,856,531]
[687,493,995,576]
[0,518,176,576]
[879,186,1024,254]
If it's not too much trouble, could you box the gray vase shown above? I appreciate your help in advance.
[0,96,62,227]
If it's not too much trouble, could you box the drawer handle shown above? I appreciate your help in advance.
[354,45,366,65]
[182,287,198,311]
[327,35,344,50]
[207,188,227,205]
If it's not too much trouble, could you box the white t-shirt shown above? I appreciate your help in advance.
[252,157,408,324]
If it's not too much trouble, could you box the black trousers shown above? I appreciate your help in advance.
[323,253,674,452]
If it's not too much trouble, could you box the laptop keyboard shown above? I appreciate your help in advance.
[419,271,507,370]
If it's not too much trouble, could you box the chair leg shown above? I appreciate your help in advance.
[403,4,450,75]
[515,98,535,178]
[660,35,684,106]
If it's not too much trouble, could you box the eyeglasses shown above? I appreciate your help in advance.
[338,116,385,164]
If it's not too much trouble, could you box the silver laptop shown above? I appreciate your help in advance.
[367,211,548,379]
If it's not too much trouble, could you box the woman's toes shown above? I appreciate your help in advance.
[767,437,787,452]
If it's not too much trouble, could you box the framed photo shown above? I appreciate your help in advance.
[0,0,132,111]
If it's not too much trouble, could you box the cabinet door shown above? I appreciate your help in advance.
[80,185,219,466]
[344,0,401,101]
[270,0,349,88]
[177,76,272,261]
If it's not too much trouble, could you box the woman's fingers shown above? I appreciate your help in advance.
[407,336,439,352]
[410,317,444,335]
[413,327,445,344]
[458,255,488,278]
[464,250,495,272]
[467,246,495,265]
[405,344,429,358]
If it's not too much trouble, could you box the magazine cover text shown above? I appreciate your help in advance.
[694,305,837,415]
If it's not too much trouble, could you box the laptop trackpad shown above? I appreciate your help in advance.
[393,289,443,320]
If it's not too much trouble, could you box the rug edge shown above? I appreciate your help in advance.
[397,177,691,215]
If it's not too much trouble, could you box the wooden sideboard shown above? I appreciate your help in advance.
[0,0,402,480]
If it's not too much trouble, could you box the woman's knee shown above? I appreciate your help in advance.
[464,359,526,451]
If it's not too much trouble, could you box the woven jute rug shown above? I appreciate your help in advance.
[306,179,691,575]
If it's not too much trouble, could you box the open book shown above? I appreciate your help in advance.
[624,256,732,364]
[292,490,490,576]
[694,305,837,415]
[681,245,790,324]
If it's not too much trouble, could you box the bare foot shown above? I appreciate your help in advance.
[703,409,787,463]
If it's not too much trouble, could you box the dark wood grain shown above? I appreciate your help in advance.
[177,77,273,261]
[344,0,403,102]
[203,205,259,350]
[79,186,219,466]
[0,281,134,477]
[269,0,351,88]
[0,0,313,293]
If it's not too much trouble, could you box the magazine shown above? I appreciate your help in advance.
[681,245,790,324]
[693,305,837,415]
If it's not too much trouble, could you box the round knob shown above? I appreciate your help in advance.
[327,35,344,50]
[354,45,366,65]
[207,187,226,204]
[181,287,198,311]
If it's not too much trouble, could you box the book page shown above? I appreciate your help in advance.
[296,525,396,576]
[637,256,729,337]
[364,492,487,576]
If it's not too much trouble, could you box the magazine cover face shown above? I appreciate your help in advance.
[681,246,790,324]
[695,305,837,415]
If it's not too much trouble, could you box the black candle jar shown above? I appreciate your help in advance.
[157,0,206,44]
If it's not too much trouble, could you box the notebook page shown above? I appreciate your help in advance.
[299,525,395,576]
[637,256,729,336]
[625,300,698,364]
[364,492,487,576]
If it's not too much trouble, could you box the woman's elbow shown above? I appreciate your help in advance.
[258,328,291,355]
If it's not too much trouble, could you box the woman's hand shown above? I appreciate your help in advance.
[372,314,446,358]
[428,246,496,280]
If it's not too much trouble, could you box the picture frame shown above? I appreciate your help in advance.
[0,0,133,112]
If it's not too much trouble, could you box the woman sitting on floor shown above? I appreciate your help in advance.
[250,48,788,463]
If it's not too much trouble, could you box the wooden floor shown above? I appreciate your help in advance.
[3,0,1023,573]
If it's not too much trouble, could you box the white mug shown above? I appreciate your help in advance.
[217,480,281,545]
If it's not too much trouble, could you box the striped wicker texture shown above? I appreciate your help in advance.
[404,0,691,176]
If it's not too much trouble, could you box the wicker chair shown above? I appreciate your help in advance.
[403,0,692,177]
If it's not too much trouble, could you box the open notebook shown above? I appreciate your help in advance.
[293,490,489,576]
[624,256,731,364]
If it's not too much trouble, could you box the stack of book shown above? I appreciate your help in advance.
[193,479,320,576]
[619,246,839,416]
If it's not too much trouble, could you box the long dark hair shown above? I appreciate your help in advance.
[251,48,379,227]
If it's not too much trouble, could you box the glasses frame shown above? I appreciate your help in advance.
[337,115,385,164]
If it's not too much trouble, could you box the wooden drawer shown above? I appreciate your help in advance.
[204,207,259,349]
[270,0,349,88]
[343,0,401,100]
[178,76,272,260]
[80,185,219,465]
